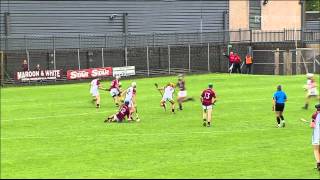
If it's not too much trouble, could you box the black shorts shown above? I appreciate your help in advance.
[275,103,285,112]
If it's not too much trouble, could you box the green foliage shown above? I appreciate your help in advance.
[306,0,320,11]
[1,74,320,178]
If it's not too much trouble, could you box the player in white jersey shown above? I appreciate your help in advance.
[89,78,103,108]
[303,73,320,110]
[158,82,175,113]
[310,104,320,171]
[122,82,139,121]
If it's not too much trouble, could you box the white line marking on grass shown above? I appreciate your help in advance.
[0,129,268,140]
[1,110,112,122]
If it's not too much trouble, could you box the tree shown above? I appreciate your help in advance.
[306,0,320,11]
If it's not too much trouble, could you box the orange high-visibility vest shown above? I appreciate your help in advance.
[245,56,252,64]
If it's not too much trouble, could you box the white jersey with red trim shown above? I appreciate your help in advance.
[90,79,100,96]
[307,79,318,96]
[125,87,135,102]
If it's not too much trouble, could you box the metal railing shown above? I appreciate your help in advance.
[1,29,319,51]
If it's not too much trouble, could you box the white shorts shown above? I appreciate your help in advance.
[162,95,173,102]
[178,91,187,98]
[113,115,120,121]
[124,97,134,108]
[128,100,134,108]
[110,88,120,97]
[91,88,99,97]
[312,122,320,145]
[202,105,212,110]
[308,89,319,96]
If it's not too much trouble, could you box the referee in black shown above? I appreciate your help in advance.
[272,85,288,128]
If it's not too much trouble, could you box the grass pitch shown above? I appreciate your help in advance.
[1,73,320,178]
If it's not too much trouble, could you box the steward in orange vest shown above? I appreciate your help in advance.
[245,54,253,74]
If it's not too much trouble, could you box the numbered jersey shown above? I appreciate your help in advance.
[110,79,119,90]
[201,89,216,106]
[116,105,130,120]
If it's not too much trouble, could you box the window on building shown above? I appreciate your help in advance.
[249,0,262,30]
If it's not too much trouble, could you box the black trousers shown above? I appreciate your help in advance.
[245,64,252,74]
[232,63,241,73]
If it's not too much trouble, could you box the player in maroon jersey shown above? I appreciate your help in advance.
[200,83,217,127]
[108,75,121,107]
[104,101,132,123]
[176,74,194,110]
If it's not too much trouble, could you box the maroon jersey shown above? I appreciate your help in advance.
[201,89,216,106]
[312,111,319,120]
[22,64,28,71]
[110,79,119,90]
[116,105,130,121]
[177,80,186,91]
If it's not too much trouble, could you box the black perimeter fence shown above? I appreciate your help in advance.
[0,29,319,86]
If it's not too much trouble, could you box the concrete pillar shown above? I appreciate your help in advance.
[296,51,301,74]
[287,51,292,75]
[283,50,292,75]
[274,48,280,75]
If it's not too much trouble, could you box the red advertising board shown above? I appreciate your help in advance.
[67,67,112,80]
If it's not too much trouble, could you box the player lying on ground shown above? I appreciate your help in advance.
[121,82,140,121]
[176,74,194,110]
[157,82,176,113]
[200,83,216,127]
[90,78,105,108]
[104,101,136,123]
[303,73,319,110]
[104,101,131,123]
[108,75,121,107]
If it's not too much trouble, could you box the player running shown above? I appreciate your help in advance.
[158,82,176,113]
[272,85,287,128]
[89,78,103,108]
[303,73,319,110]
[176,74,194,110]
[104,101,132,123]
[200,83,216,127]
[109,75,121,107]
[310,104,320,171]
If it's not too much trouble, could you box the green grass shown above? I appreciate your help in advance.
[1,73,320,178]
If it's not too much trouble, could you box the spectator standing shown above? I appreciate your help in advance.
[233,53,241,73]
[224,51,235,73]
[245,53,253,74]
[22,59,28,71]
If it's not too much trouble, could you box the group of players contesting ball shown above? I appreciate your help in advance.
[89,73,320,171]
[89,74,216,127]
